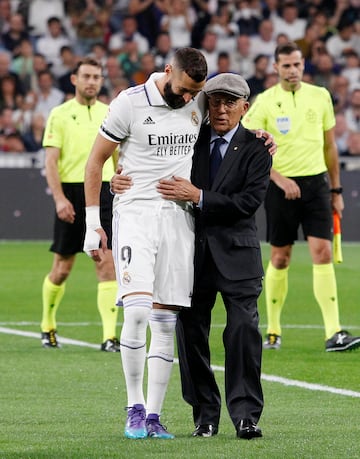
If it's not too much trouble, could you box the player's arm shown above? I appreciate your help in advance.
[45,146,75,224]
[84,133,119,261]
[323,127,344,217]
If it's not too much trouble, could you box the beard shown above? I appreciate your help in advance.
[163,81,186,109]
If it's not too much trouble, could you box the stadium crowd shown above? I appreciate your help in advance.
[0,0,359,157]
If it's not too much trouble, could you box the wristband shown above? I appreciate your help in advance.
[85,206,101,230]
[330,187,343,194]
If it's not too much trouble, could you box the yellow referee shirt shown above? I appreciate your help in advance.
[43,98,114,182]
[242,82,335,177]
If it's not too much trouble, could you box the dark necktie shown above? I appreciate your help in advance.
[210,137,225,185]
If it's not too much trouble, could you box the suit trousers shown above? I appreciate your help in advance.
[176,247,264,428]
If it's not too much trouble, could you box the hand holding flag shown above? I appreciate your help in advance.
[333,212,343,264]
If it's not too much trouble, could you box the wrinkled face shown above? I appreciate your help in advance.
[163,66,205,109]
[274,50,304,91]
[208,92,249,135]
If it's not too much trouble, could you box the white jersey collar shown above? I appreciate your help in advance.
[144,72,168,107]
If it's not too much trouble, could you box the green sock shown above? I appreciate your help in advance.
[41,275,65,332]
[313,263,341,339]
[265,262,289,336]
[97,280,118,342]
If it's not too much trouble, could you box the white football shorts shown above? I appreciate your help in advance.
[112,201,195,307]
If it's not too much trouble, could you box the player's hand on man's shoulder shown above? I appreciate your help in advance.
[254,129,277,156]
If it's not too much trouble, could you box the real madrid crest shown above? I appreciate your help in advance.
[122,272,131,285]
[191,111,199,126]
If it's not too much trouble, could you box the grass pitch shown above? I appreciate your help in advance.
[0,241,359,459]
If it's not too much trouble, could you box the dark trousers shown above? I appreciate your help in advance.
[176,249,264,428]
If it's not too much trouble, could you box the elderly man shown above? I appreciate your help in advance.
[157,73,272,439]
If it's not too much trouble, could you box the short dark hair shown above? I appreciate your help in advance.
[72,57,103,75]
[173,47,208,83]
[274,42,301,62]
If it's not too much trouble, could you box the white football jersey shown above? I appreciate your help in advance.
[100,73,206,209]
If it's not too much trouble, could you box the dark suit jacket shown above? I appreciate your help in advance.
[191,123,272,281]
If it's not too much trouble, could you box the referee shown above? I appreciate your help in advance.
[243,42,360,352]
[40,57,119,352]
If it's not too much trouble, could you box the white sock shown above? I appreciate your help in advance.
[146,309,178,416]
[120,295,152,407]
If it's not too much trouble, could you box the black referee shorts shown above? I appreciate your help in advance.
[264,172,332,246]
[50,182,113,255]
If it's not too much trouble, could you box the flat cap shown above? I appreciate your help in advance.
[204,73,250,100]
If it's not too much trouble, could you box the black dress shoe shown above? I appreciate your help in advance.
[192,424,218,437]
[236,419,262,439]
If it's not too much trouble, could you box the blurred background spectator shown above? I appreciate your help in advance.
[0,0,358,169]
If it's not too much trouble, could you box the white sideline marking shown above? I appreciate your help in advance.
[1,326,360,399]
[1,321,359,331]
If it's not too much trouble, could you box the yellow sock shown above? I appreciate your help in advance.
[313,263,341,339]
[97,280,118,342]
[41,275,65,332]
[265,262,289,335]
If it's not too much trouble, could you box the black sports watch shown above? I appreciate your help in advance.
[330,187,343,194]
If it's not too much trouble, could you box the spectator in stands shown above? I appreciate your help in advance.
[0,74,23,110]
[345,131,360,156]
[326,18,360,67]
[208,3,239,53]
[273,2,306,41]
[90,42,108,69]
[250,18,276,60]
[109,0,131,32]
[108,15,149,56]
[103,55,127,96]
[132,52,157,85]
[312,52,340,90]
[261,0,280,22]
[67,3,111,56]
[0,0,11,35]
[27,0,66,38]
[55,46,79,98]
[0,50,24,96]
[152,31,175,71]
[34,69,64,120]
[128,0,166,48]
[10,38,36,93]
[22,111,45,153]
[198,29,219,76]
[231,34,255,79]
[312,10,337,42]
[0,106,18,135]
[329,0,359,30]
[160,0,195,49]
[207,51,234,79]
[295,21,321,60]
[345,87,360,132]
[36,17,72,71]
[233,0,262,36]
[329,74,351,114]
[189,0,214,48]
[335,112,350,156]
[117,38,142,82]
[1,12,29,58]
[0,106,25,152]
[31,53,50,90]
[247,54,270,100]
[341,50,360,89]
